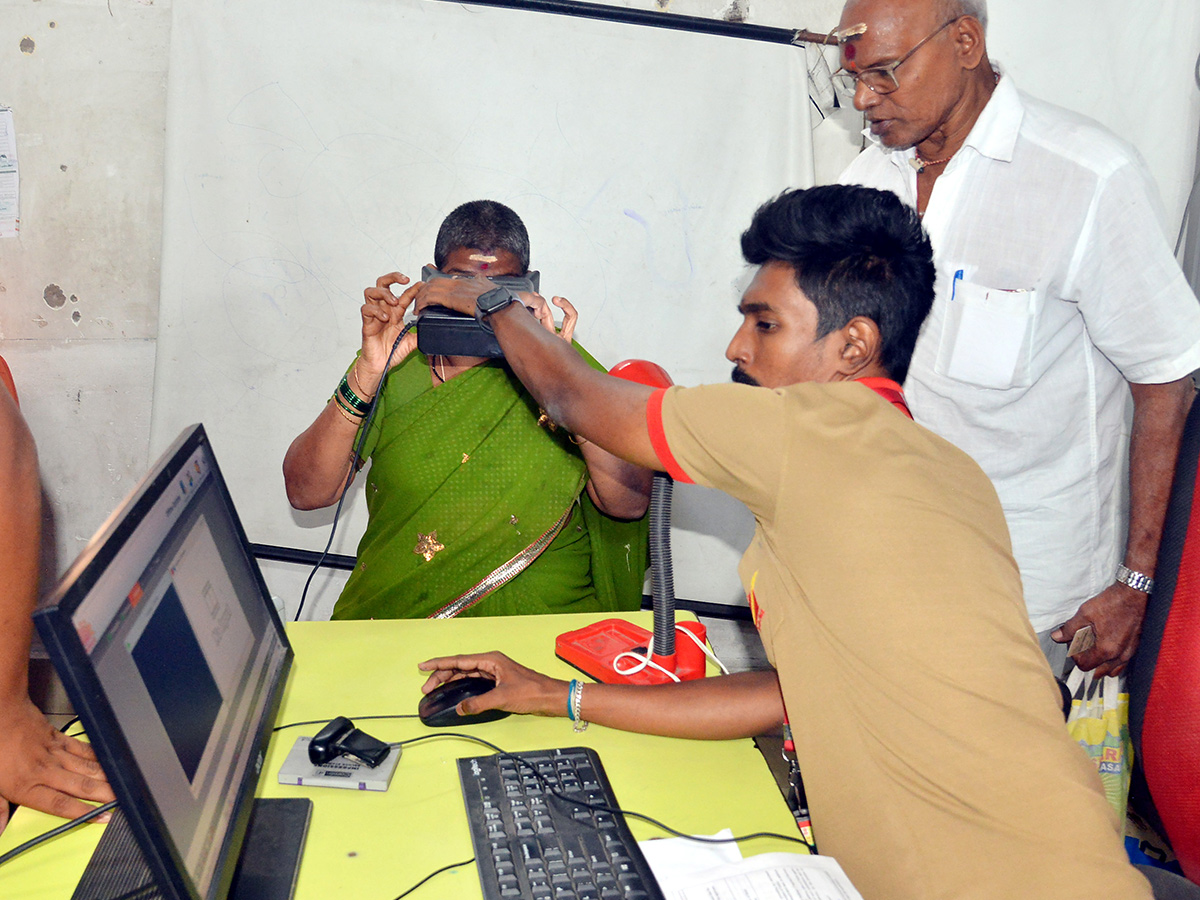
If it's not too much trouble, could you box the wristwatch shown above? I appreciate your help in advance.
[1115,564,1154,594]
[474,285,522,332]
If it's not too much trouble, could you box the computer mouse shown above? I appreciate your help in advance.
[418,675,511,728]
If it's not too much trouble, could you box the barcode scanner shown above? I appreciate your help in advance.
[307,716,391,768]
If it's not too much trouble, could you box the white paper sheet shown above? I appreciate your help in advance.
[0,107,19,238]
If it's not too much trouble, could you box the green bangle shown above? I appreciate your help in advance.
[337,375,371,415]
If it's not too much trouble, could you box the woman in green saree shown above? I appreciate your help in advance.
[283,201,651,619]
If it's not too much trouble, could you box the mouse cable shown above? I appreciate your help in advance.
[391,856,476,900]
[271,713,420,733]
[527,764,815,854]
[294,322,414,622]
[394,733,816,853]
[0,800,118,868]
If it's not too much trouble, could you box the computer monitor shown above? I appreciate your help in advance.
[35,424,309,900]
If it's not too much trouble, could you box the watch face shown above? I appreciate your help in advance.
[479,286,516,314]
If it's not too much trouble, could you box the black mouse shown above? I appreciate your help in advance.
[418,675,511,728]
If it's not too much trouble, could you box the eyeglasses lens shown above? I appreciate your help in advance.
[832,69,898,95]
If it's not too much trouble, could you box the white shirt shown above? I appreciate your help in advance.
[840,71,1200,631]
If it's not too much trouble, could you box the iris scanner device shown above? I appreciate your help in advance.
[416,265,541,359]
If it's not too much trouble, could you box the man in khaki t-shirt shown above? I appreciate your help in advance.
[414,185,1154,900]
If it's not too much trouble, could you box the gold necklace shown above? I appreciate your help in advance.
[909,149,954,173]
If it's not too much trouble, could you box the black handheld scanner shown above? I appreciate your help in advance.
[416,266,541,359]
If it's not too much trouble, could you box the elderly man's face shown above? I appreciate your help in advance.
[837,0,965,150]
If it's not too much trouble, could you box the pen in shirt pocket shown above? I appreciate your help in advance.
[950,268,964,301]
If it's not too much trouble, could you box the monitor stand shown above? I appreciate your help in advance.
[72,798,312,900]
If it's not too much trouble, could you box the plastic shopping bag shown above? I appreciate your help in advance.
[1065,665,1133,819]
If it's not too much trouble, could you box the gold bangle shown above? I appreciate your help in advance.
[350,364,376,402]
[331,395,364,425]
[568,434,588,445]
[332,391,365,419]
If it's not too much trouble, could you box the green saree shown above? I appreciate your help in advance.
[331,346,648,619]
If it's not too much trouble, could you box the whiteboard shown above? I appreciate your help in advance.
[151,0,813,610]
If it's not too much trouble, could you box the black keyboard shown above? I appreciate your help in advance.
[457,747,666,900]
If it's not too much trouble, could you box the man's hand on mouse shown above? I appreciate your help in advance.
[418,652,569,719]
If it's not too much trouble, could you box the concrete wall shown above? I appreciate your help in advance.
[2,0,1197,598]
[0,0,170,580]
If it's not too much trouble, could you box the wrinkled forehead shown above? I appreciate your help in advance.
[836,0,933,66]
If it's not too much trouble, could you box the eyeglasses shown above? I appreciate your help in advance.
[831,17,960,96]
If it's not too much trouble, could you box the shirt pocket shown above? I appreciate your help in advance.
[933,274,1038,390]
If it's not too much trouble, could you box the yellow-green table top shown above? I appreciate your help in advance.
[0,612,799,900]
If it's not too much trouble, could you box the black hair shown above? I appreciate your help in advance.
[740,185,934,384]
[433,200,531,273]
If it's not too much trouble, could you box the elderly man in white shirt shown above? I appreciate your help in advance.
[835,0,1200,677]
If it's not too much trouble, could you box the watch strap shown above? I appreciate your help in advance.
[1115,563,1154,594]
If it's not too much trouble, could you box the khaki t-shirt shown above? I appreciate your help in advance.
[648,381,1149,900]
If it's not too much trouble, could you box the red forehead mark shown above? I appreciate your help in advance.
[844,43,856,62]
[480,262,490,270]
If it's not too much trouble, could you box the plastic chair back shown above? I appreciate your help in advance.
[1128,397,1200,884]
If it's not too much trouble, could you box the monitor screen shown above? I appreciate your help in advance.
[36,424,293,900]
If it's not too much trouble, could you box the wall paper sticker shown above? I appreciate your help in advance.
[0,108,18,237]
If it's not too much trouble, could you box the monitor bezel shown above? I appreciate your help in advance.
[34,423,295,900]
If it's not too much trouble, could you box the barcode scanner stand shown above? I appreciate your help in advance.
[555,360,709,685]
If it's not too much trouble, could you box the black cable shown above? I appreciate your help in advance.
[270,726,814,872]
[272,713,420,733]
[0,800,118,868]
[435,0,809,46]
[528,761,814,852]
[391,857,476,899]
[294,322,414,621]
[398,733,814,852]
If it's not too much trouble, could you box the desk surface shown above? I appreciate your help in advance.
[0,612,799,900]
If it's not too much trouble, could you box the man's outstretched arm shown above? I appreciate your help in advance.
[414,279,662,470]
[419,652,785,740]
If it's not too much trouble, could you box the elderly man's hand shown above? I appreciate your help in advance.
[1051,582,1148,677]
[417,651,569,719]
[0,698,114,832]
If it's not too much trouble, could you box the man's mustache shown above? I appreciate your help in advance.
[731,366,760,386]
